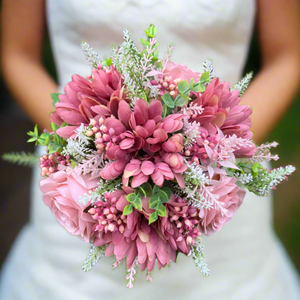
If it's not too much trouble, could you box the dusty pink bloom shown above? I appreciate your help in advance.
[51,66,123,138]
[122,158,184,188]
[100,159,128,180]
[162,134,184,153]
[192,78,252,137]
[198,175,246,235]
[164,61,200,82]
[162,153,187,188]
[40,171,99,242]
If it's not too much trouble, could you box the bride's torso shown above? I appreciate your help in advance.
[46,0,255,89]
[30,0,279,298]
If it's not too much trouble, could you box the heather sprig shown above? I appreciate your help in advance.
[81,41,102,69]
[202,59,215,83]
[249,142,279,162]
[82,242,106,272]
[243,165,295,196]
[189,237,210,276]
[231,72,253,96]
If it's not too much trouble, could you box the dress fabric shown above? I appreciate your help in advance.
[1,0,300,299]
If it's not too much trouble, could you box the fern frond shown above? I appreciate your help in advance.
[2,152,39,167]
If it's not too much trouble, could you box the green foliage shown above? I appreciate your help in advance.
[101,57,112,67]
[27,123,67,154]
[174,80,191,107]
[51,93,61,107]
[123,183,153,215]
[2,152,39,167]
[144,24,158,39]
[148,185,172,224]
[161,93,175,108]
[200,71,210,84]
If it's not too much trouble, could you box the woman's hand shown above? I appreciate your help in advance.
[241,0,300,144]
[1,0,57,131]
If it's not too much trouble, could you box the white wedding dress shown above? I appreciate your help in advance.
[1,0,300,299]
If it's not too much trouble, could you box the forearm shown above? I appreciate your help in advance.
[240,52,300,144]
[3,53,57,131]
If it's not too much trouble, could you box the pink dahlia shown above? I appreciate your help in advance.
[190,78,252,140]
[51,66,124,137]
[198,175,246,235]
[100,99,187,188]
[40,171,99,242]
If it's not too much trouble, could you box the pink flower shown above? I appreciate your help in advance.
[164,61,200,83]
[198,175,246,235]
[190,78,252,140]
[162,152,187,187]
[162,134,184,153]
[94,193,176,271]
[100,159,128,180]
[51,66,123,138]
[40,171,99,242]
[159,195,201,253]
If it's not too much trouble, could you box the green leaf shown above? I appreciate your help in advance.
[152,185,160,195]
[156,203,167,217]
[190,78,194,89]
[158,190,169,203]
[48,144,61,154]
[51,122,60,132]
[162,103,168,118]
[174,95,188,107]
[193,83,205,93]
[160,187,172,201]
[51,93,61,107]
[34,124,38,136]
[139,38,150,47]
[153,50,159,57]
[251,162,260,177]
[149,211,158,224]
[177,80,190,94]
[200,71,210,83]
[149,194,159,209]
[44,135,50,145]
[132,197,143,211]
[70,159,78,169]
[161,93,175,108]
[27,137,37,143]
[179,91,190,100]
[37,137,46,146]
[141,91,148,102]
[126,193,136,203]
[27,131,35,137]
[145,24,157,38]
[139,182,153,197]
[106,58,112,66]
[123,204,133,216]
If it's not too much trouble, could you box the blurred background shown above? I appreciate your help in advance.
[0,28,299,275]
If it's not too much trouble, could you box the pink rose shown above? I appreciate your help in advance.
[164,61,200,82]
[40,171,99,242]
[199,175,246,235]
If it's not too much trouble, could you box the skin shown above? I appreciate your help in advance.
[1,0,300,142]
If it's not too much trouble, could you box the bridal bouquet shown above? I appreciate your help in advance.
[4,25,295,288]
